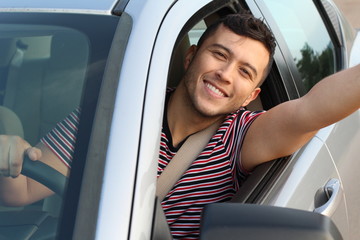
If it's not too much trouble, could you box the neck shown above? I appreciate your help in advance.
[167,83,224,147]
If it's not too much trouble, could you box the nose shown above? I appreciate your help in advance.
[215,62,234,84]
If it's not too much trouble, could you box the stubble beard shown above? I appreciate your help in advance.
[184,72,237,119]
[182,58,246,119]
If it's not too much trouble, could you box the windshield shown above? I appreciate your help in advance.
[0,12,119,239]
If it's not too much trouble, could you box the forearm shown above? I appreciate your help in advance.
[0,142,66,207]
[0,176,54,207]
[242,65,360,169]
[0,174,54,207]
[299,64,360,130]
[0,175,39,206]
[0,175,28,206]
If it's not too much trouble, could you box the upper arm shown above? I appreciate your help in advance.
[37,142,70,177]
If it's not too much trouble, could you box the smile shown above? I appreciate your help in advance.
[205,82,226,97]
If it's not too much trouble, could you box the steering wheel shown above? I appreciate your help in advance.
[21,156,67,197]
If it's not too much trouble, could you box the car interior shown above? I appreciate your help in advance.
[0,30,88,146]
[0,26,89,239]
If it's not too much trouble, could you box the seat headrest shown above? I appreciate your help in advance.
[49,32,89,70]
[0,106,24,138]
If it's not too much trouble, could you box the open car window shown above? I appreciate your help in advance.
[162,2,290,210]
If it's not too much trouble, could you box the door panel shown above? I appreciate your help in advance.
[260,136,349,239]
[318,112,360,240]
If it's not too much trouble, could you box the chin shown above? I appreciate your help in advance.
[193,98,239,117]
[195,106,228,118]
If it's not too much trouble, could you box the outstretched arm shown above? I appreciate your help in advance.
[241,64,360,171]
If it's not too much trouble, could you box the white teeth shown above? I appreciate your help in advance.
[206,83,225,97]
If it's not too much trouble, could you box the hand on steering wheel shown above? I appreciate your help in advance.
[21,156,67,197]
[0,135,67,197]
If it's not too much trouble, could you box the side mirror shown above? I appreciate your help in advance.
[200,203,342,240]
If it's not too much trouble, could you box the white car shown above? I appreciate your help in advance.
[0,0,359,239]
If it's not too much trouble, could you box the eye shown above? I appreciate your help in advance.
[239,67,252,79]
[213,50,226,60]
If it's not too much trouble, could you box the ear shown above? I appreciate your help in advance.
[242,88,261,107]
[184,45,197,71]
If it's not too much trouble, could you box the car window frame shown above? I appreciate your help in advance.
[147,0,308,227]
[145,0,307,212]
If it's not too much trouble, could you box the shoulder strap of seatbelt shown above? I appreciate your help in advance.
[156,119,222,202]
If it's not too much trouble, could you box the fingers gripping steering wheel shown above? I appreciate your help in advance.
[0,106,66,197]
[21,156,67,197]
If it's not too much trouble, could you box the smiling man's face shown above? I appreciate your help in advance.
[182,24,270,117]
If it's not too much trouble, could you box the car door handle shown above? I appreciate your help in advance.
[314,178,343,216]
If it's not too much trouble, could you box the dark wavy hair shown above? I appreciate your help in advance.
[197,13,276,84]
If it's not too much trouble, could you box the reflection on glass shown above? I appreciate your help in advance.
[296,42,334,90]
[0,25,89,145]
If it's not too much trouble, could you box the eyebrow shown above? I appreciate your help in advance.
[209,43,258,79]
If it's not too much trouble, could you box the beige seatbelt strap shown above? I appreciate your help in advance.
[156,119,222,202]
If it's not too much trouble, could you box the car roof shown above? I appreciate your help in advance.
[0,0,124,15]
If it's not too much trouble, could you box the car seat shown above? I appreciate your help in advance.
[3,31,88,146]
[0,106,24,138]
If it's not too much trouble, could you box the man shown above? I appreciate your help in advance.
[0,13,360,239]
